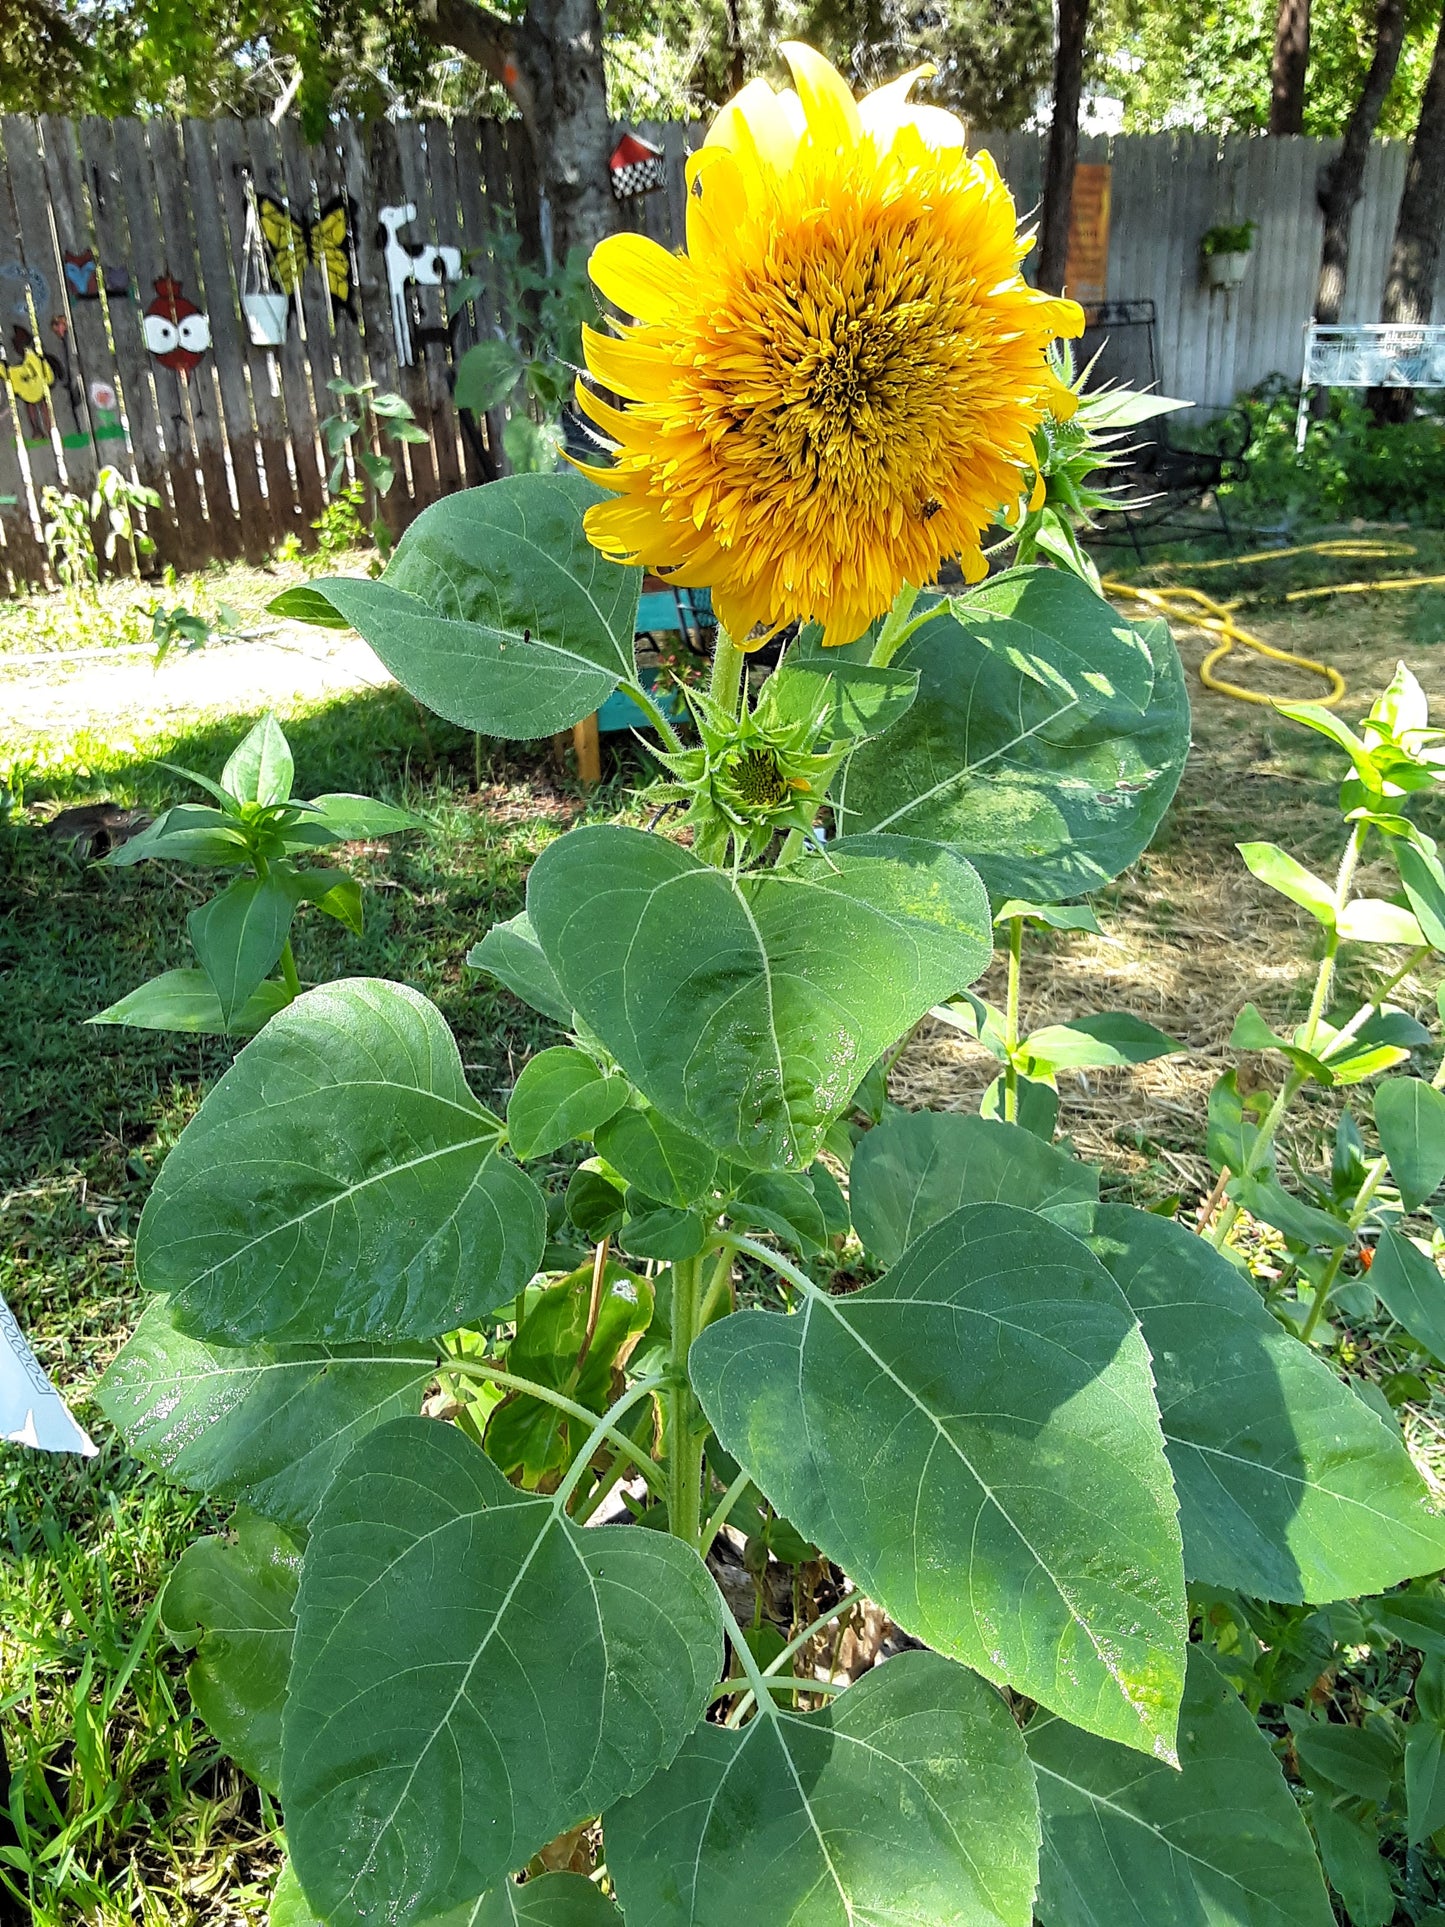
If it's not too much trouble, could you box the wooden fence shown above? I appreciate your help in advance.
[0,113,1439,590]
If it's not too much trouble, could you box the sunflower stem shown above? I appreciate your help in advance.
[869,582,921,669]
[711,633,745,716]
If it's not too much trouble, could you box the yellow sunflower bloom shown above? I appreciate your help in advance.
[574,44,1085,649]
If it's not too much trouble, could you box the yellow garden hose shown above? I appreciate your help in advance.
[1103,540,1445,711]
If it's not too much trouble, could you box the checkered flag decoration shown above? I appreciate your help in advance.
[610,131,666,202]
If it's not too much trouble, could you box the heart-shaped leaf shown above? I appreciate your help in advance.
[690,1202,1187,1754]
[96,1297,435,1529]
[1077,1206,1445,1600]
[528,827,990,1170]
[161,1510,301,1791]
[283,1418,723,1927]
[836,603,1189,901]
[1029,1645,1333,1927]
[294,476,641,739]
[850,1111,1099,1267]
[606,1651,1040,1926]
[136,979,545,1345]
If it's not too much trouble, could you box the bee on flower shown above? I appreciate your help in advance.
[573,44,1084,649]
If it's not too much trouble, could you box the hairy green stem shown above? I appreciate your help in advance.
[443,1355,664,1493]
[666,1252,708,1549]
[621,678,684,753]
[1317,945,1430,1061]
[700,1466,755,1553]
[710,632,745,715]
[279,939,302,1000]
[552,1376,665,1515]
[723,1234,822,1301]
[759,1592,858,1679]
[697,1245,735,1328]
[1004,915,1024,1123]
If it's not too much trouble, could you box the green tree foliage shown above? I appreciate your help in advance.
[1102,0,1441,133]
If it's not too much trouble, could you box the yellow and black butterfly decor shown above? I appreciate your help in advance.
[256,192,357,321]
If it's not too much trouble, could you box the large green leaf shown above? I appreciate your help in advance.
[1375,1078,1445,1211]
[161,1510,300,1791]
[188,874,296,1027]
[136,979,544,1345]
[275,1854,624,1925]
[850,1111,1099,1266]
[1369,1227,1445,1363]
[284,1418,722,1927]
[836,603,1189,901]
[690,1202,1186,1754]
[1029,1644,1334,1927]
[606,1650,1040,1927]
[1078,1207,1445,1602]
[528,827,991,1171]
[96,1297,435,1529]
[293,476,641,739]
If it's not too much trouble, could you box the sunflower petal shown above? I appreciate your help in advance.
[590,232,690,324]
[780,43,863,149]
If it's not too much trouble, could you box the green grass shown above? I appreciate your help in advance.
[1,683,644,1923]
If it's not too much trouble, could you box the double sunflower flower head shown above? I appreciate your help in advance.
[574,43,1086,651]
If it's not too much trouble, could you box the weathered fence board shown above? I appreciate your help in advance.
[1,110,1443,591]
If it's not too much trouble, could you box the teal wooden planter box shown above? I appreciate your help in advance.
[597,671,688,734]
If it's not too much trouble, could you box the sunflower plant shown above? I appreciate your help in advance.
[89,47,1445,1927]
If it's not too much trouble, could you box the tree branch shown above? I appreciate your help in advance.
[417,0,522,98]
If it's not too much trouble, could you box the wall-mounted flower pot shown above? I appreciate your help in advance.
[1205,251,1250,293]
[243,291,289,346]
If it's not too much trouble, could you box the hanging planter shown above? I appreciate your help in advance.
[240,180,289,347]
[242,290,290,346]
[1201,220,1256,293]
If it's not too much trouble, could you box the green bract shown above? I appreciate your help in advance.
[90,475,1445,1925]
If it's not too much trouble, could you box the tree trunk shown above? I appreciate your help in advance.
[1270,0,1311,135]
[423,0,617,267]
[1370,0,1445,420]
[1037,0,1091,294]
[724,0,747,95]
[1314,0,1406,322]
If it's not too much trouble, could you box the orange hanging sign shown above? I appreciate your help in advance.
[1065,164,1111,310]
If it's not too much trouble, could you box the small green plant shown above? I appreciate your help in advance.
[147,592,241,666]
[88,711,420,1036]
[40,468,159,595]
[317,381,428,565]
[1202,218,1258,256]
[451,215,596,475]
[40,486,96,593]
[309,477,368,564]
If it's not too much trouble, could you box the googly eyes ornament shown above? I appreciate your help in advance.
[143,277,211,375]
